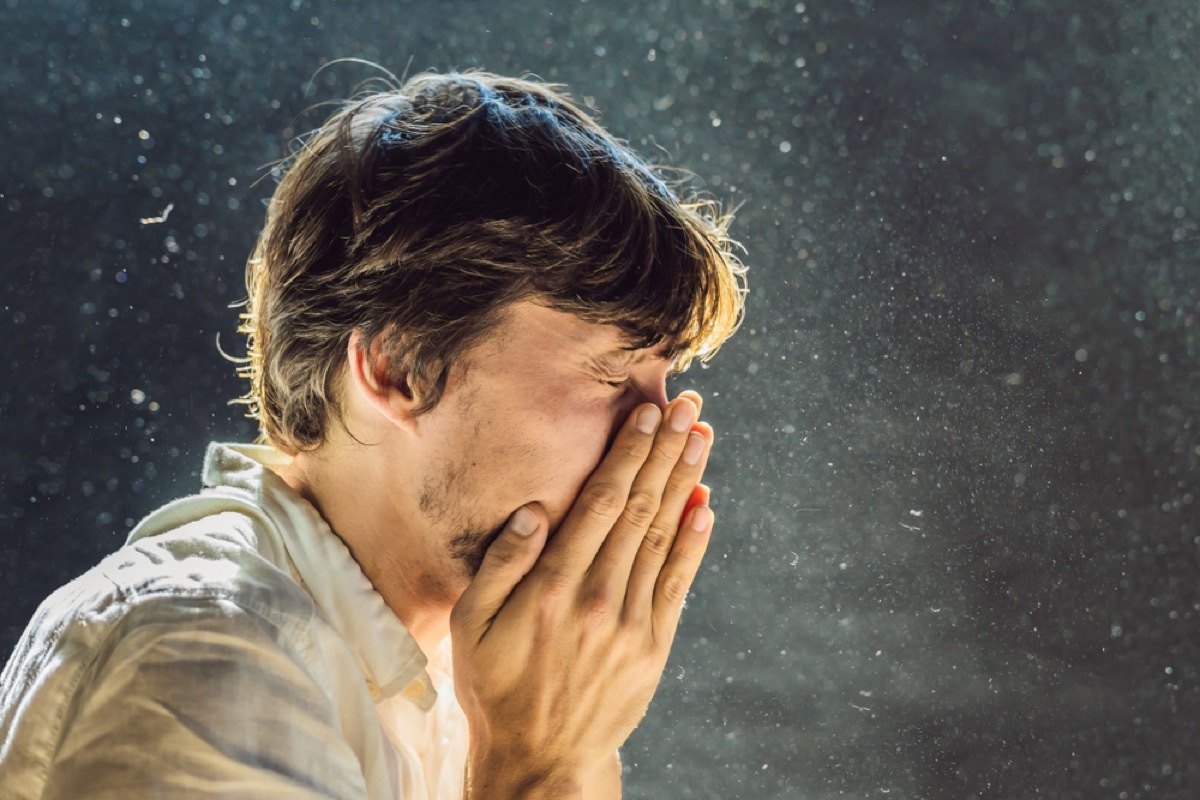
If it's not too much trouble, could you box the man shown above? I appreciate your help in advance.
[0,70,746,798]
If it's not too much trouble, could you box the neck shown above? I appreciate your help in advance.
[273,443,456,657]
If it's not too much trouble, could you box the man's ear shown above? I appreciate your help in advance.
[346,330,421,432]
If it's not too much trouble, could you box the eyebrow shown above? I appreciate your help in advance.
[601,349,647,365]
[589,352,635,373]
[595,347,663,368]
[591,343,676,373]
[607,337,675,362]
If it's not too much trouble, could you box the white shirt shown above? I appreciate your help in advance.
[0,443,468,799]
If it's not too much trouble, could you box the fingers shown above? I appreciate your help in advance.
[678,389,703,417]
[451,504,547,643]
[655,421,713,533]
[650,503,714,643]
[680,483,711,530]
[622,420,713,615]
[587,397,704,591]
[532,403,661,576]
[529,390,714,633]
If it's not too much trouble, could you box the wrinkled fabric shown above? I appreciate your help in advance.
[0,443,468,799]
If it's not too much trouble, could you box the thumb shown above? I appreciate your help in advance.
[451,504,547,643]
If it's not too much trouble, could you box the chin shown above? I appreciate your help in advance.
[447,518,508,578]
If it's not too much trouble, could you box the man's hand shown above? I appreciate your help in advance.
[451,393,715,799]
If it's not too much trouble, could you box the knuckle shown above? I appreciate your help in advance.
[619,435,652,460]
[658,572,691,606]
[582,483,624,518]
[580,585,616,625]
[665,471,695,496]
[622,490,659,528]
[538,566,575,601]
[481,539,521,570]
[649,436,677,463]
[640,523,674,558]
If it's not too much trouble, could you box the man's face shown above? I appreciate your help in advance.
[403,300,675,578]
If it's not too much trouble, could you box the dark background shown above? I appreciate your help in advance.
[2,1,1197,798]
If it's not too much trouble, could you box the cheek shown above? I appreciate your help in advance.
[517,389,618,493]
[531,393,601,444]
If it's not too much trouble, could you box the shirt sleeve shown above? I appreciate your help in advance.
[40,595,375,800]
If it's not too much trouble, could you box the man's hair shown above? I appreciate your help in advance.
[238,69,747,454]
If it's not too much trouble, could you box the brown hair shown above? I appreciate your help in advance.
[238,69,747,454]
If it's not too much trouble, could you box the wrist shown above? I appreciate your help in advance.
[466,753,584,800]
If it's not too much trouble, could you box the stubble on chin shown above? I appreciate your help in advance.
[448,520,508,577]
[418,458,494,575]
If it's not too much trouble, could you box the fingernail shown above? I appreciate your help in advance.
[511,507,537,536]
[669,400,696,433]
[690,506,713,531]
[682,432,706,465]
[636,405,661,434]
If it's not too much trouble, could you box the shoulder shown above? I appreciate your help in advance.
[7,580,374,800]
[0,524,349,799]
[5,510,318,696]
[104,510,316,627]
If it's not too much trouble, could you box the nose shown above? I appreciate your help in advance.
[604,376,671,455]
[627,365,672,415]
[639,377,670,411]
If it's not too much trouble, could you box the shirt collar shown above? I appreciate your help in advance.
[199,442,437,710]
